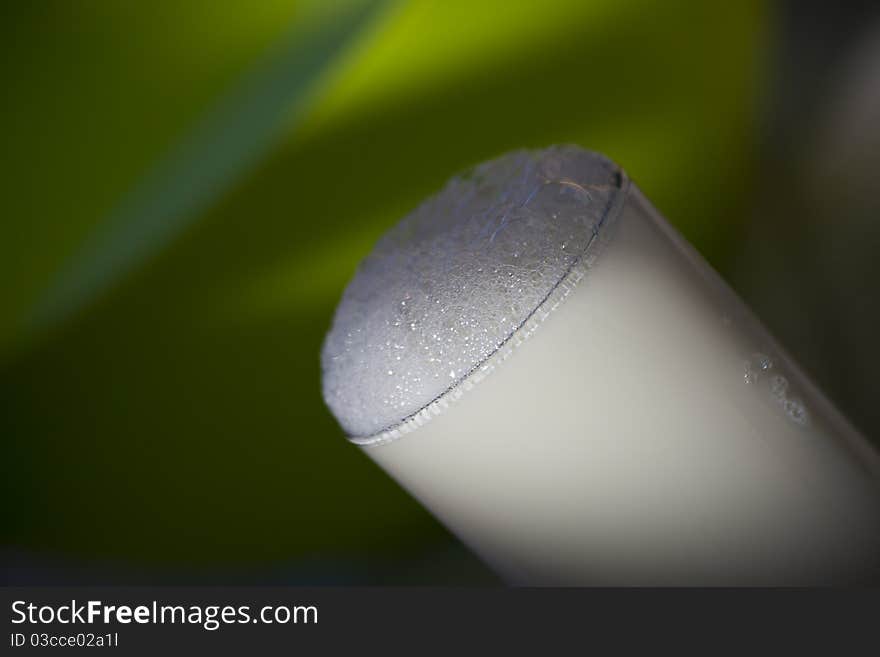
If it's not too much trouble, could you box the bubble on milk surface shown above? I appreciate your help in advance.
[321,146,623,438]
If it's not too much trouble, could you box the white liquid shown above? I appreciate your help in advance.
[363,185,880,585]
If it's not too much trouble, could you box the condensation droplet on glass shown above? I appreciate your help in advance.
[754,352,773,371]
[784,398,808,425]
[770,375,788,399]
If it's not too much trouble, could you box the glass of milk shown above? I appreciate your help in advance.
[321,146,880,585]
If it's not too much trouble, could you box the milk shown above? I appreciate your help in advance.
[361,184,880,585]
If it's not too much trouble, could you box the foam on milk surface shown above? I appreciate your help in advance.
[322,146,623,438]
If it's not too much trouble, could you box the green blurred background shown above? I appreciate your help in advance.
[3,0,879,584]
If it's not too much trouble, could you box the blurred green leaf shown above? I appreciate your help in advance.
[28,0,383,337]
[1,1,308,349]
